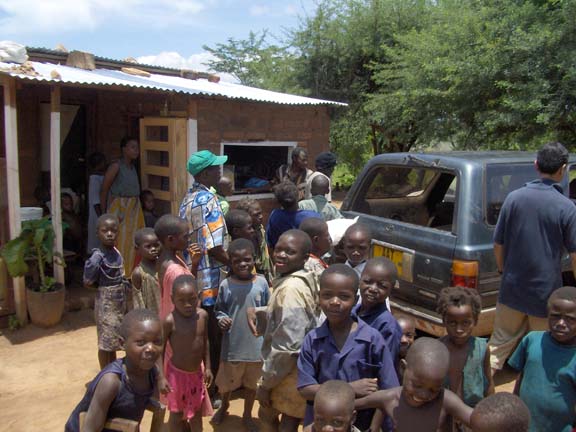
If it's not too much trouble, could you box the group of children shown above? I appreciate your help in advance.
[66,192,576,432]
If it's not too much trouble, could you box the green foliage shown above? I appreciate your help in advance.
[8,315,22,331]
[0,217,64,293]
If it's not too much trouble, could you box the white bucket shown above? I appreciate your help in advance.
[20,207,43,222]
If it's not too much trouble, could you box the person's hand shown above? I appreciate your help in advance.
[204,369,214,389]
[246,307,259,336]
[189,243,202,266]
[158,377,172,395]
[350,378,378,397]
[256,385,271,408]
[218,317,232,331]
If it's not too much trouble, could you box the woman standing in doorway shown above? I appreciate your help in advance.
[275,147,313,201]
[100,136,144,274]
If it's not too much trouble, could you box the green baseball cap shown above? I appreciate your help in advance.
[187,150,228,176]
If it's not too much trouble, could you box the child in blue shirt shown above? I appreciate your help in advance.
[353,258,402,362]
[297,264,399,432]
[212,238,269,430]
[508,285,576,432]
[437,287,494,411]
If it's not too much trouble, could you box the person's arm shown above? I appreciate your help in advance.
[494,243,504,273]
[513,373,523,395]
[483,343,495,396]
[99,162,119,212]
[208,245,229,267]
[82,373,121,432]
[355,389,394,412]
[444,389,473,427]
[202,309,213,388]
[215,280,232,331]
[131,267,142,292]
[83,251,103,288]
[89,175,103,217]
[570,253,576,280]
[155,316,172,395]
[297,334,320,401]
[369,410,384,432]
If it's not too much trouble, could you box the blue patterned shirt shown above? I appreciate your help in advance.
[179,182,228,307]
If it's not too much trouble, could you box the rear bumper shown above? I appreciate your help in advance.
[390,299,496,337]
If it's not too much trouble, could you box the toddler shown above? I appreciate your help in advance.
[299,217,332,279]
[84,214,128,369]
[396,314,416,382]
[215,177,233,215]
[307,380,361,432]
[470,393,530,432]
[212,238,270,430]
[131,227,161,314]
[160,274,213,431]
[141,190,158,228]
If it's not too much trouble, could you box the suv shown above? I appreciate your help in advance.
[341,152,575,336]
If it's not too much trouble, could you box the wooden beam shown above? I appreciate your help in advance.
[50,85,65,286]
[187,98,198,189]
[2,76,26,324]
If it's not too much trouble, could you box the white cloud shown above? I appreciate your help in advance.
[0,0,207,34]
[136,51,238,83]
[249,5,270,16]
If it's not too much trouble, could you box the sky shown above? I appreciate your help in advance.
[0,0,315,79]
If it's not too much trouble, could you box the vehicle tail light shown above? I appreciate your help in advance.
[451,260,479,289]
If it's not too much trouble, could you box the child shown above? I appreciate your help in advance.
[508,286,576,432]
[437,287,494,410]
[299,217,332,280]
[160,274,213,431]
[342,223,371,278]
[298,175,343,221]
[257,229,320,432]
[155,214,199,320]
[212,238,270,430]
[84,213,128,369]
[355,337,473,432]
[298,264,399,431]
[225,209,256,241]
[141,189,159,228]
[353,257,402,363]
[396,314,416,382]
[265,181,321,249]
[236,197,274,284]
[306,380,361,432]
[470,393,530,432]
[131,227,161,314]
[86,152,106,253]
[65,309,163,432]
[215,176,233,215]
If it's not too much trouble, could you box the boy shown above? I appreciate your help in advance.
[215,176,233,215]
[508,285,576,432]
[342,223,371,278]
[299,217,332,279]
[131,227,161,314]
[355,337,473,432]
[298,264,399,431]
[266,181,321,249]
[396,314,416,382]
[236,197,274,284]
[306,380,361,432]
[141,189,159,228]
[298,175,342,221]
[66,309,163,431]
[437,287,494,409]
[160,274,213,431]
[84,213,128,369]
[212,238,270,430]
[155,214,199,320]
[257,229,320,432]
[470,393,530,432]
[353,258,402,362]
[225,209,256,241]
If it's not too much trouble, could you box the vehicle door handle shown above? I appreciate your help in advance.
[385,225,394,232]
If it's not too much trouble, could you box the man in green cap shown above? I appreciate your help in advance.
[179,150,230,405]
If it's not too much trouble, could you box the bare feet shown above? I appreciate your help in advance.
[242,416,259,432]
[211,404,229,425]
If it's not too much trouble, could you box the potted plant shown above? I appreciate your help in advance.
[0,217,66,327]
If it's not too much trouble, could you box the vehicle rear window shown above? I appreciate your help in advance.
[351,166,457,231]
[485,163,537,225]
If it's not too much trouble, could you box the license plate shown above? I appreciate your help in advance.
[372,244,404,277]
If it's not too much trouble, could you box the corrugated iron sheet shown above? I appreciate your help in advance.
[0,60,347,106]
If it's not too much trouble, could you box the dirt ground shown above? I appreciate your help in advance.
[0,304,515,432]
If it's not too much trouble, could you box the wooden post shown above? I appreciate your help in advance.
[187,98,198,188]
[50,85,65,286]
[2,76,26,324]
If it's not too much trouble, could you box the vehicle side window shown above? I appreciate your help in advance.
[485,163,537,225]
[352,166,457,231]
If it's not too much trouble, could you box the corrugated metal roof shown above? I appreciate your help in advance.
[0,60,347,106]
